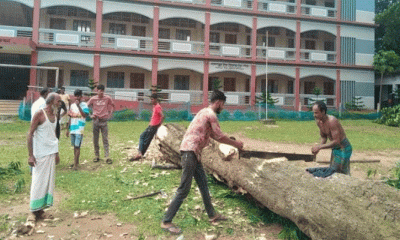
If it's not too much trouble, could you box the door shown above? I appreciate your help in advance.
[130,73,145,89]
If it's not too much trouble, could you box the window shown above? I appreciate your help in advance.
[104,12,149,23]
[301,31,318,39]
[286,30,295,37]
[324,82,334,95]
[210,23,239,32]
[210,32,220,43]
[288,38,295,48]
[47,70,64,88]
[304,81,315,94]
[47,6,95,19]
[73,20,91,32]
[107,72,124,88]
[130,73,145,89]
[305,40,316,50]
[132,26,146,37]
[109,23,126,35]
[245,78,250,92]
[246,35,251,45]
[176,29,191,41]
[224,78,236,92]
[262,36,276,47]
[268,80,278,93]
[159,28,170,39]
[225,34,237,44]
[208,77,219,91]
[50,18,66,30]
[305,0,316,5]
[325,1,335,7]
[267,27,280,35]
[70,70,89,87]
[174,75,190,90]
[324,41,335,51]
[157,74,169,89]
[159,18,197,28]
[287,80,294,94]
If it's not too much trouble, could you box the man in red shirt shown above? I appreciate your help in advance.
[87,84,115,164]
[161,90,244,235]
[130,93,164,161]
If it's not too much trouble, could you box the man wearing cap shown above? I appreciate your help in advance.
[130,93,164,161]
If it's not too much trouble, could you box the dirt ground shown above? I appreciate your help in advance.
[2,133,399,240]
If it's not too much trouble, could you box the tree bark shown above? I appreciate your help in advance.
[155,123,400,240]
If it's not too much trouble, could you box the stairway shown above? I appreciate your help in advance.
[0,100,21,117]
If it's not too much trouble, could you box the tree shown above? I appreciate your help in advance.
[154,123,400,240]
[256,91,278,105]
[375,2,400,55]
[373,50,400,110]
[87,79,97,96]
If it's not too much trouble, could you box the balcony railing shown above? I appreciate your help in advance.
[158,39,205,55]
[0,25,32,38]
[39,29,95,47]
[159,0,206,4]
[301,4,336,18]
[301,94,335,107]
[258,0,296,14]
[211,0,253,10]
[102,34,153,51]
[256,46,296,61]
[210,43,252,58]
[300,49,336,63]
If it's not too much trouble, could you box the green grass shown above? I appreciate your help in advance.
[1,118,399,239]
[219,120,400,151]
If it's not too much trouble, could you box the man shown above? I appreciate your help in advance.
[130,93,164,161]
[59,86,71,129]
[306,101,352,178]
[31,88,50,121]
[27,93,61,221]
[161,90,244,235]
[87,84,115,164]
[66,89,90,170]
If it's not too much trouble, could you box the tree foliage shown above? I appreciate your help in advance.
[375,1,400,55]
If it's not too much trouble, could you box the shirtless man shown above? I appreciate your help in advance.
[307,101,352,177]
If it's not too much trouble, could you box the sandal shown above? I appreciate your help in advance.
[106,158,113,164]
[161,223,182,235]
[93,157,100,162]
[209,214,227,224]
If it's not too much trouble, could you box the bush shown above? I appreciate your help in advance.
[374,105,400,127]
[218,110,231,121]
[233,110,244,121]
[111,109,137,121]
[139,110,151,121]
[244,111,258,121]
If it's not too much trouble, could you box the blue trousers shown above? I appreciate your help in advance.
[138,125,158,155]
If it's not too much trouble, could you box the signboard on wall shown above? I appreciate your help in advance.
[210,62,251,73]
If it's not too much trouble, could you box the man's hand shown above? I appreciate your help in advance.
[311,145,321,155]
[55,153,60,165]
[75,99,80,105]
[28,156,36,167]
[235,140,244,151]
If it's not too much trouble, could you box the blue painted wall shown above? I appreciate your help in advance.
[356,0,375,12]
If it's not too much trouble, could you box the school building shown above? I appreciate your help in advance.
[0,0,376,111]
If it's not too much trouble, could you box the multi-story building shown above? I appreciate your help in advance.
[0,0,375,111]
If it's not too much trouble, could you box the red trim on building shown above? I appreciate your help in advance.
[337,0,342,21]
[95,0,103,50]
[250,64,256,106]
[29,51,38,87]
[295,67,300,111]
[93,54,100,84]
[204,12,210,57]
[152,57,158,87]
[336,69,341,109]
[251,17,257,61]
[153,6,159,54]
[32,0,40,44]
[203,60,209,106]
[295,21,301,63]
[252,0,258,13]
[336,24,341,65]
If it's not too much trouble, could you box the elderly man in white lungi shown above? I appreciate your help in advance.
[27,92,61,221]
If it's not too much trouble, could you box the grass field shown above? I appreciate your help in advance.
[1,119,399,239]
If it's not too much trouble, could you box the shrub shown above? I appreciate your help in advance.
[139,110,151,121]
[111,109,137,121]
[233,110,244,121]
[218,110,231,121]
[375,105,400,127]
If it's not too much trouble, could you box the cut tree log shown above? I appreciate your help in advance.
[154,123,400,240]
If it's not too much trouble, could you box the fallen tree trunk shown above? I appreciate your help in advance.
[155,124,400,240]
